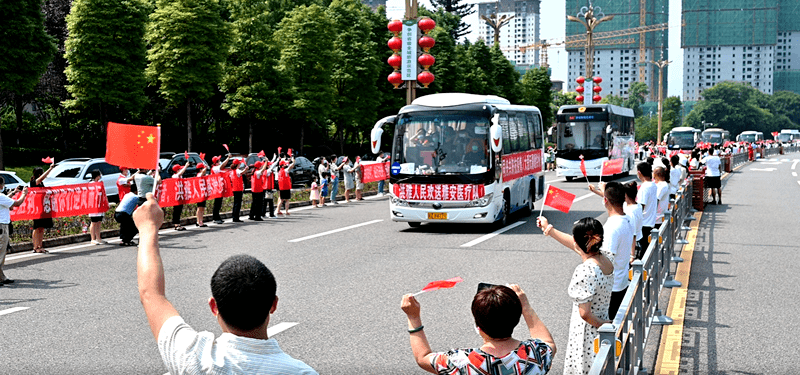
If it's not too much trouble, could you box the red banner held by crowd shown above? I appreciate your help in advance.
[360,161,390,183]
[393,183,485,201]
[156,174,232,207]
[10,182,109,221]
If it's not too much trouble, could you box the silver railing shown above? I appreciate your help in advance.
[589,178,694,375]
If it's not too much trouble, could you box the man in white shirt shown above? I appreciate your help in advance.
[0,182,29,285]
[134,194,317,375]
[653,166,670,228]
[635,162,657,258]
[596,182,635,318]
[701,147,722,204]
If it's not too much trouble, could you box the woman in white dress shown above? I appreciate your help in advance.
[537,217,614,375]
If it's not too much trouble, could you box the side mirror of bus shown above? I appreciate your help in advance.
[490,124,503,154]
[370,127,383,154]
[606,125,613,134]
[547,127,553,136]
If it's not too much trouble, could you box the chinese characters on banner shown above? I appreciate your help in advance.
[157,174,233,207]
[501,149,543,181]
[10,182,109,221]
[360,161,390,183]
[401,20,418,81]
[392,184,486,201]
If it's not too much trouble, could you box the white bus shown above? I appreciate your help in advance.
[554,104,635,181]
[776,129,800,143]
[665,126,701,153]
[736,131,764,143]
[370,93,546,227]
[701,128,731,145]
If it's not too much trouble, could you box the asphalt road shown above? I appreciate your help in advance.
[679,155,800,374]
[0,169,648,375]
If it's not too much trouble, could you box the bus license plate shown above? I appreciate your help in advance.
[428,212,448,220]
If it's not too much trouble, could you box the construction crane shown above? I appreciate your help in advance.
[516,37,635,68]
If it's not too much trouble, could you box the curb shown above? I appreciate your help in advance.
[8,190,383,255]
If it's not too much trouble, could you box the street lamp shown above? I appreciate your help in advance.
[567,1,614,87]
[648,52,671,143]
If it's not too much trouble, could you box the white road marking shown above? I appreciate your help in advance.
[0,307,29,316]
[761,162,782,165]
[545,177,566,184]
[793,161,798,170]
[573,192,596,203]
[267,322,299,336]
[750,168,777,171]
[288,219,383,242]
[460,221,526,248]
[793,172,797,177]
[797,181,800,188]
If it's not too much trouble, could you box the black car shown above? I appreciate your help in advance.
[158,152,209,180]
[288,156,315,187]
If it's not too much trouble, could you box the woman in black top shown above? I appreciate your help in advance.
[31,163,55,253]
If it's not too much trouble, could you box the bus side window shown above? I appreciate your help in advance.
[527,113,543,149]
[499,112,512,154]
[516,113,530,151]
[508,113,521,153]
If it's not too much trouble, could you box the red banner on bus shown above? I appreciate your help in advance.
[501,149,543,181]
[156,174,232,207]
[361,161,390,183]
[392,183,485,201]
[10,182,109,221]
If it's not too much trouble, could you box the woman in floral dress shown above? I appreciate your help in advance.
[537,217,613,375]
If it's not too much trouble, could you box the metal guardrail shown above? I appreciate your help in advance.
[731,152,748,168]
[589,178,694,375]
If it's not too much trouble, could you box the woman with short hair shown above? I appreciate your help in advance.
[401,284,556,374]
[30,162,55,253]
[88,170,108,245]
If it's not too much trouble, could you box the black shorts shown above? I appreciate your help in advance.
[197,200,206,208]
[279,189,291,200]
[90,216,103,223]
[33,218,53,229]
[705,176,721,189]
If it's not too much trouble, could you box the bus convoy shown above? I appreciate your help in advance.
[736,131,764,143]
[553,104,636,181]
[701,128,731,145]
[371,93,546,227]
[665,126,702,153]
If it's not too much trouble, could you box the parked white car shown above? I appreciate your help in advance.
[0,171,27,194]
[42,158,122,198]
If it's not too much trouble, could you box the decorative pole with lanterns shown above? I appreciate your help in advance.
[567,1,613,105]
[386,0,436,105]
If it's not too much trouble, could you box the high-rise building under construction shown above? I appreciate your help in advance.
[682,0,800,100]
[477,0,540,69]
[565,0,669,100]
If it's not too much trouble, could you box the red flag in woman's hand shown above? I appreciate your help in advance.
[184,151,189,161]
[199,152,206,161]
[42,157,54,164]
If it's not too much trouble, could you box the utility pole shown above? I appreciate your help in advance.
[480,2,514,47]
[649,51,671,142]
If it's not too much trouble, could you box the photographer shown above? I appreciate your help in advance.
[400,284,555,374]
[0,181,29,285]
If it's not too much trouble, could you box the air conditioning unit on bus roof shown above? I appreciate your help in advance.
[412,93,510,107]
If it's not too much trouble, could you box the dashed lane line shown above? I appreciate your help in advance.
[0,307,30,316]
[267,322,299,337]
[288,219,383,243]
[793,172,797,177]
[459,221,526,248]
[793,161,798,170]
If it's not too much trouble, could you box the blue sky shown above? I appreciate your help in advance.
[386,0,684,99]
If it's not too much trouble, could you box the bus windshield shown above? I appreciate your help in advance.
[667,132,696,149]
[702,133,723,143]
[558,121,607,150]
[739,134,758,143]
[777,134,792,142]
[396,112,491,175]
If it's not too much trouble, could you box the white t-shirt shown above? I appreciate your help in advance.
[669,167,682,195]
[655,181,670,224]
[702,155,721,177]
[600,214,634,292]
[624,201,643,241]
[0,194,15,224]
[637,180,658,227]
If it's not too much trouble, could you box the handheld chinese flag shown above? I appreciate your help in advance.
[277,147,282,154]
[105,122,160,170]
[199,152,206,161]
[601,158,624,176]
[223,144,230,153]
[579,155,587,178]
[772,131,780,138]
[413,277,463,296]
[184,150,189,161]
[543,185,576,213]
[41,156,54,164]
[257,150,266,158]
[288,148,293,157]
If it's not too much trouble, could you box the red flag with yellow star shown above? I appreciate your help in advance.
[543,186,576,213]
[601,158,625,176]
[105,122,160,170]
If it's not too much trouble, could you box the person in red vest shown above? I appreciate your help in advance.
[262,155,279,218]
[276,157,296,216]
[210,155,231,224]
[229,159,248,222]
[117,167,134,199]
[171,164,189,231]
[194,162,208,227]
[249,160,268,221]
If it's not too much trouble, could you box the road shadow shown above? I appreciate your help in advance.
[0,278,77,291]
[399,209,606,235]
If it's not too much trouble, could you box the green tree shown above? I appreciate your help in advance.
[599,94,624,106]
[625,82,649,117]
[429,0,475,41]
[519,67,553,125]
[221,0,286,152]
[489,46,520,103]
[275,4,335,154]
[64,0,150,149]
[683,82,771,137]
[419,8,464,94]
[662,96,682,128]
[146,0,231,151]
[462,40,493,95]
[0,0,56,169]
[771,91,800,127]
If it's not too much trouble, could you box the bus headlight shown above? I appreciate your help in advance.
[391,197,409,207]
[471,193,493,207]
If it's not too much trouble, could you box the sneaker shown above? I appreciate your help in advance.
[91,240,100,245]
[214,220,224,224]
[232,219,243,222]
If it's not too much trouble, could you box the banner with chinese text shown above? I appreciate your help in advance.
[392,183,485,201]
[10,182,109,221]
[156,174,232,207]
[501,149,543,181]
[360,161,390,183]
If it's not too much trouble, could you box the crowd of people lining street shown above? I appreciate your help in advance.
[0,141,730,374]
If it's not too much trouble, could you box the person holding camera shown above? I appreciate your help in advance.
[0,181,29,285]
[400,284,555,374]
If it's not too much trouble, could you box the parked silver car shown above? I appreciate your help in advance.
[42,158,122,198]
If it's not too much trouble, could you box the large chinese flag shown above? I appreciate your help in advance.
[105,122,161,170]
[601,158,625,176]
[544,186,575,213]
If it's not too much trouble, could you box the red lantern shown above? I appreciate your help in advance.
[388,37,402,53]
[417,71,435,88]
[419,35,435,52]
[576,95,585,103]
[388,72,403,88]
[387,19,403,36]
[593,86,602,93]
[593,76,603,84]
[593,95,602,102]
[576,76,585,84]
[576,86,585,94]
[388,54,401,69]
[418,18,436,34]
[418,53,435,69]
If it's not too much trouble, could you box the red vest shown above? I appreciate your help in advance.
[263,171,274,190]
[278,168,291,190]
[116,176,131,197]
[251,172,263,193]
[230,170,244,192]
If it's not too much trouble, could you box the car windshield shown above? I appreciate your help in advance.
[50,163,83,178]
[396,112,491,175]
